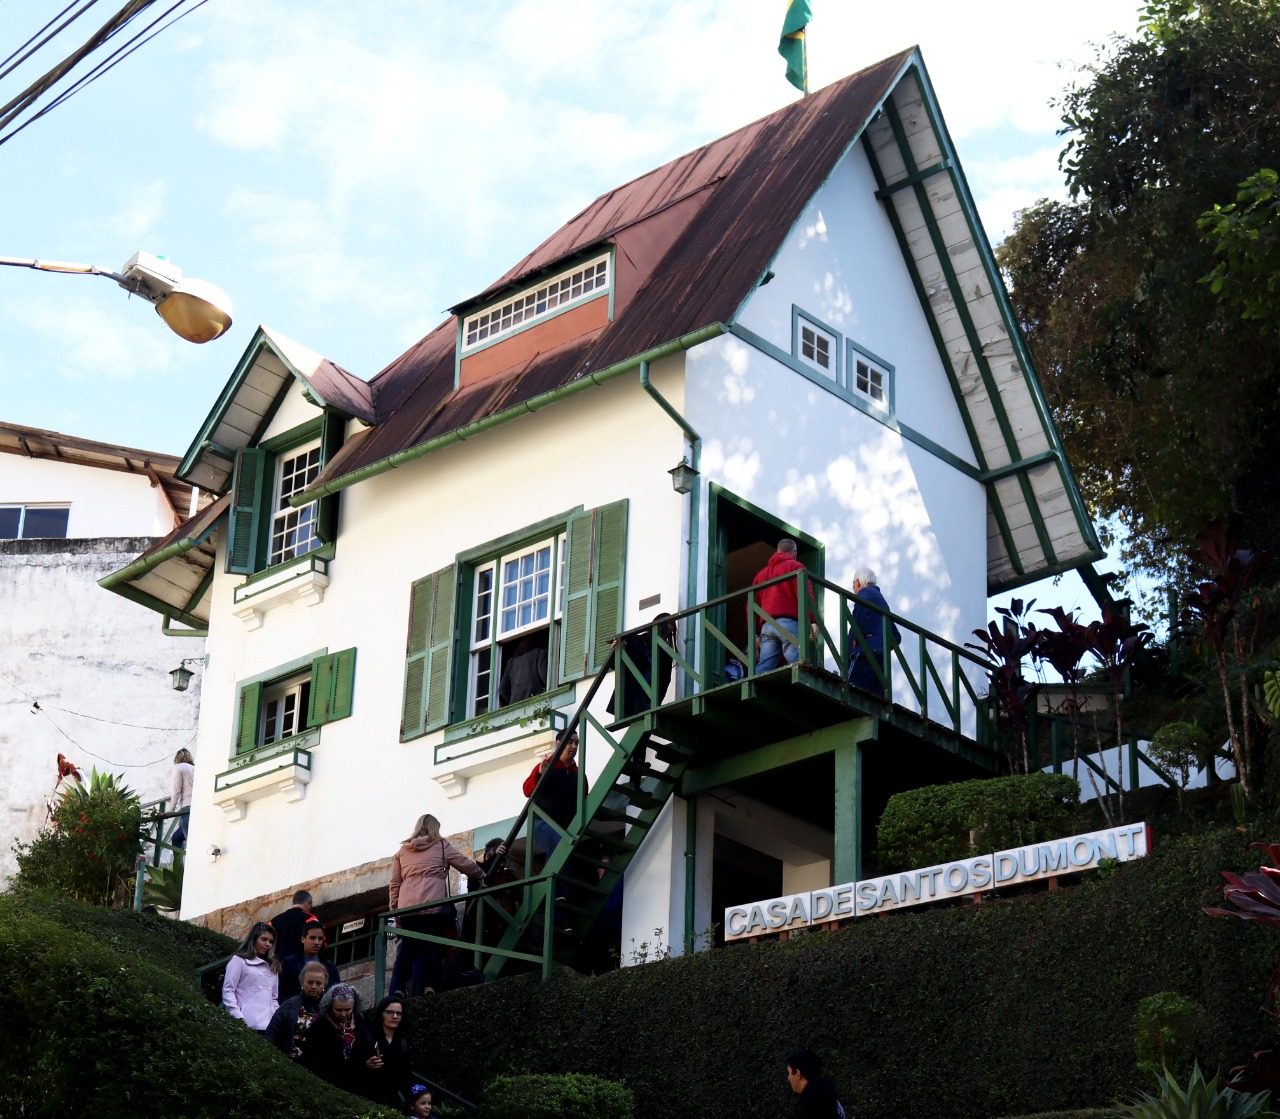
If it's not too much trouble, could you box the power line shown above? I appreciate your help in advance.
[0,671,195,732]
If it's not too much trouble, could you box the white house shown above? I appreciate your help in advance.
[0,421,204,882]
[105,50,1100,975]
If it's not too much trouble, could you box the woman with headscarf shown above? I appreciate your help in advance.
[388,813,483,997]
[221,921,279,1032]
[299,983,367,1091]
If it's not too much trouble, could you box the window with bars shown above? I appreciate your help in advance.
[462,254,610,350]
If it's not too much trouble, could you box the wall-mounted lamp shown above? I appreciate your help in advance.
[208,844,222,861]
[169,657,204,692]
[668,459,699,495]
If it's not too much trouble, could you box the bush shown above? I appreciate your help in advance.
[0,893,396,1118]
[11,769,144,906]
[1148,724,1213,799]
[876,772,1080,871]
[478,1073,633,1119]
[410,827,1274,1119]
[1133,992,1206,1077]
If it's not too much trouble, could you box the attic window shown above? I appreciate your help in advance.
[798,320,835,376]
[852,355,887,406]
[462,254,610,351]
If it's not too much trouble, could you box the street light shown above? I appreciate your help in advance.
[0,250,233,343]
[169,657,204,692]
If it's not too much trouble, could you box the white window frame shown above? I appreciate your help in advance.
[849,352,889,409]
[261,673,312,746]
[268,440,323,567]
[467,534,565,718]
[462,254,610,351]
[0,503,70,539]
[797,317,837,378]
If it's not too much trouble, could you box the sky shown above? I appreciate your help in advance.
[0,0,1149,619]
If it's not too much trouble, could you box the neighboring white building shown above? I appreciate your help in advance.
[106,51,1100,972]
[0,421,205,882]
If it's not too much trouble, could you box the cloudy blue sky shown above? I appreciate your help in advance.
[0,1,1145,456]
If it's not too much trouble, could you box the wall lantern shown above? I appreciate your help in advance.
[668,459,699,495]
[169,658,203,692]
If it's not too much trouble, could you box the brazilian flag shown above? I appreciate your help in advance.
[778,0,812,93]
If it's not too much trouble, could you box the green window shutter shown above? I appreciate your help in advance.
[588,500,628,671]
[315,410,344,545]
[226,447,266,574]
[401,576,435,741]
[559,509,595,682]
[236,680,263,754]
[424,566,456,731]
[308,653,334,726]
[328,647,357,721]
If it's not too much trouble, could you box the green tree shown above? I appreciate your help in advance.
[997,0,1280,573]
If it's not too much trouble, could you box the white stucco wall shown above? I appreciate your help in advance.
[183,361,690,919]
[0,538,204,882]
[735,140,977,464]
[0,454,176,537]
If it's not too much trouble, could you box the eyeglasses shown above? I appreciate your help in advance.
[385,1009,404,1017]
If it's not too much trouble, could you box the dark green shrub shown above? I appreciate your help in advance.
[1148,724,1213,805]
[876,772,1080,871]
[0,894,395,1118]
[11,769,145,906]
[478,1073,633,1119]
[412,827,1272,1119]
[1133,992,1206,1076]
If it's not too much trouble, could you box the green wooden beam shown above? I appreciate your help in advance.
[679,719,875,797]
[874,158,953,198]
[833,738,863,883]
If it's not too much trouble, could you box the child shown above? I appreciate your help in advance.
[407,1083,433,1117]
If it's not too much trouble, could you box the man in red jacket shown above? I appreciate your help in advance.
[750,538,817,671]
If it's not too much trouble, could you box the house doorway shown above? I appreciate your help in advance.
[706,485,824,674]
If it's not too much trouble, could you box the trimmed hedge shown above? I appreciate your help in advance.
[0,893,397,1118]
[478,1073,633,1119]
[876,772,1081,871]
[407,827,1278,1119]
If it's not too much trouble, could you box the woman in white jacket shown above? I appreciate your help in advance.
[222,922,280,1031]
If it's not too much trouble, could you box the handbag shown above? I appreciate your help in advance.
[434,840,459,930]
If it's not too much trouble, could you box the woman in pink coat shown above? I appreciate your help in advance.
[222,921,280,1031]
[388,814,482,996]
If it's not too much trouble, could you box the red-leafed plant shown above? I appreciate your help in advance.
[968,598,1041,773]
[1182,513,1274,802]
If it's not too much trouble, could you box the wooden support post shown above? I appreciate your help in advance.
[833,737,863,884]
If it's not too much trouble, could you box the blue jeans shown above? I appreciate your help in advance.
[758,617,799,671]
[171,809,190,850]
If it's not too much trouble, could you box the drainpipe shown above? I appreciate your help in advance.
[638,357,702,695]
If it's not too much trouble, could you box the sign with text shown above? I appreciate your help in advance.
[724,822,1150,942]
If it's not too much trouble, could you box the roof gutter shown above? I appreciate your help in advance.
[638,357,702,697]
[97,512,224,590]
[295,322,727,504]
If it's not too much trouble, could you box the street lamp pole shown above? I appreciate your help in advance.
[0,250,233,343]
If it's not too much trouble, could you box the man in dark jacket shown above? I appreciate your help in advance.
[268,889,315,959]
[751,538,817,671]
[278,918,341,1000]
[786,1049,843,1119]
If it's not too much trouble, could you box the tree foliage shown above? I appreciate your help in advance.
[997,0,1280,572]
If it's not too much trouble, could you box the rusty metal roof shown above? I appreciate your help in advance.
[312,49,915,490]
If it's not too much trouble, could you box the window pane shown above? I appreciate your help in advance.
[0,508,19,538]
[21,506,69,538]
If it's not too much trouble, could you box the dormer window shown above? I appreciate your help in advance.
[798,319,835,377]
[462,254,610,351]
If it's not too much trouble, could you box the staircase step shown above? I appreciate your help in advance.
[619,758,677,783]
[617,787,665,811]
[592,807,655,829]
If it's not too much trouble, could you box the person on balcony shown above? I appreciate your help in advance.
[607,613,677,719]
[847,568,899,700]
[388,814,483,997]
[221,922,279,1033]
[170,748,194,849]
[278,918,341,1000]
[751,538,818,671]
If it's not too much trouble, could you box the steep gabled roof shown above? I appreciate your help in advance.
[178,326,373,494]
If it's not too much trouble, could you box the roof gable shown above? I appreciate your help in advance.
[178,326,373,494]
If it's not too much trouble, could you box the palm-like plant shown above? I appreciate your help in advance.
[1120,1064,1275,1119]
